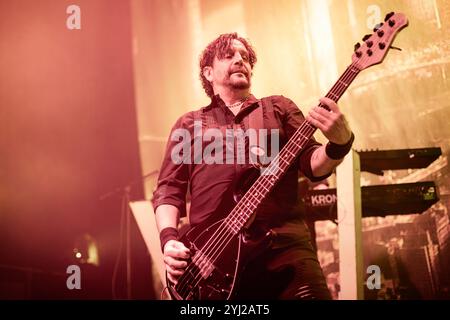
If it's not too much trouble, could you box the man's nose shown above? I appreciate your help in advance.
[233,53,243,65]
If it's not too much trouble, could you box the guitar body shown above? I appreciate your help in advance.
[167,217,274,300]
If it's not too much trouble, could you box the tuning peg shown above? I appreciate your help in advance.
[384,12,395,22]
[362,34,371,41]
[373,22,383,32]
[354,42,361,51]
[390,46,402,51]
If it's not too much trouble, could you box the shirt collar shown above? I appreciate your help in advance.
[206,93,260,111]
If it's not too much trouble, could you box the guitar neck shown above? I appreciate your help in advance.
[224,63,361,233]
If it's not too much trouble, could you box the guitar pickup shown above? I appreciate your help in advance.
[192,250,215,279]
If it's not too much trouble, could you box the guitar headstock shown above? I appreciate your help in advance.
[352,12,408,71]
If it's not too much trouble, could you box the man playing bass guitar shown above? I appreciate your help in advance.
[152,32,355,300]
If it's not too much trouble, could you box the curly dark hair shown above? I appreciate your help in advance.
[199,33,257,98]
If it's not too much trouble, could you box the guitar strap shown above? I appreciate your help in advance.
[246,97,275,164]
[248,98,264,132]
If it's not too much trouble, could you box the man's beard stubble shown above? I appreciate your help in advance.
[229,75,251,91]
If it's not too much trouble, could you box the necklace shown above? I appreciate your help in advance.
[227,101,244,108]
[226,99,245,116]
[226,97,247,109]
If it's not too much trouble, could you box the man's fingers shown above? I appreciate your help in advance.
[173,241,191,255]
[307,116,325,131]
[166,248,189,259]
[165,242,190,259]
[166,260,189,285]
[307,111,330,131]
[310,108,333,123]
[319,97,339,113]
[166,264,185,277]
[313,106,338,120]
[164,256,188,269]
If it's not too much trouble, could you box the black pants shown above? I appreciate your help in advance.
[234,228,332,300]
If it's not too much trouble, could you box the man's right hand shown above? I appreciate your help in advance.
[163,239,191,285]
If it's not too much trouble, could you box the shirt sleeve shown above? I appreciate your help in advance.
[280,96,332,182]
[151,112,194,216]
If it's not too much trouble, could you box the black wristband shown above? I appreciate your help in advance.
[325,132,355,160]
[159,227,179,253]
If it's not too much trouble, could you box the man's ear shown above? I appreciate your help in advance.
[203,66,213,82]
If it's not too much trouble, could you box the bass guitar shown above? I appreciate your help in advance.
[167,12,408,300]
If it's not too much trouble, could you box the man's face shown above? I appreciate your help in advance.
[203,39,252,94]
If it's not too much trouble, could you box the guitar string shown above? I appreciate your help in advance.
[176,62,361,297]
[176,63,360,297]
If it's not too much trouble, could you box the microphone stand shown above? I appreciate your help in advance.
[99,170,159,201]
[99,170,159,299]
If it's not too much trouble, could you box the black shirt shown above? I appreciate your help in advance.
[152,94,331,228]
